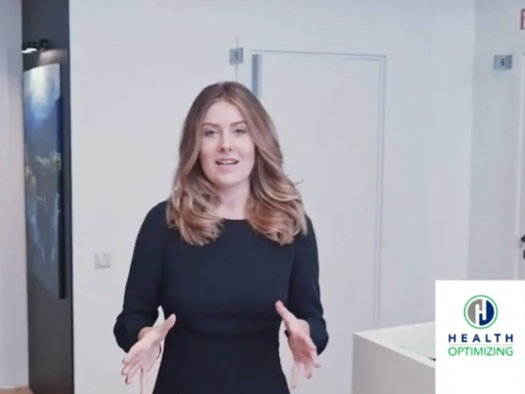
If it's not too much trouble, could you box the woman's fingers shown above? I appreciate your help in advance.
[160,314,176,336]
[123,342,146,367]
[302,334,317,351]
[292,329,316,352]
[125,315,175,366]
[290,360,316,388]
[304,362,313,379]
[125,363,141,384]
[275,301,298,328]
[122,354,140,376]
[140,367,149,394]
[276,302,322,388]
[311,350,321,368]
[291,362,301,389]
[300,343,320,368]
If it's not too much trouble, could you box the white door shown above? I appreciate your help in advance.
[517,76,525,280]
[236,44,386,393]
[515,55,525,280]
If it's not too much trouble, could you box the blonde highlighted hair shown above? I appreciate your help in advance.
[166,81,307,246]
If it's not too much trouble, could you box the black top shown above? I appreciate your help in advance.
[113,200,329,394]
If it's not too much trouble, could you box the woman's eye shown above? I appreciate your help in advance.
[204,130,215,136]
[235,129,246,134]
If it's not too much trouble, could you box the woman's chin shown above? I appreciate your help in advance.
[210,176,250,191]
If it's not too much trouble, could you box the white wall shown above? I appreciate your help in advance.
[469,0,525,280]
[68,0,475,393]
[426,0,475,312]
[0,0,29,389]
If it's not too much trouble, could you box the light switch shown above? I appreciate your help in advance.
[94,252,112,269]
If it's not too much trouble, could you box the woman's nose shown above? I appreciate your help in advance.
[218,135,232,151]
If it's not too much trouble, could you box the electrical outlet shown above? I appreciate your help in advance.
[94,252,112,269]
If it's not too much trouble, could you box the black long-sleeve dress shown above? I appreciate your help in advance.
[113,200,329,394]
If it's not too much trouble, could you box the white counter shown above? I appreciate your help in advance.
[352,321,435,394]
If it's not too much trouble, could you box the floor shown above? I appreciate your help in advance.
[0,388,32,394]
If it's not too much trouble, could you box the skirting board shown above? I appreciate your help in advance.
[0,387,33,394]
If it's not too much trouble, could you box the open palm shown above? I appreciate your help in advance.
[276,301,321,389]
[121,314,176,393]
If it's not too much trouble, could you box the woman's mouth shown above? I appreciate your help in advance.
[215,159,239,166]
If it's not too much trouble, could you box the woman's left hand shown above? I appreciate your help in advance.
[275,301,321,389]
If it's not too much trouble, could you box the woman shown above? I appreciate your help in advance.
[114,81,329,394]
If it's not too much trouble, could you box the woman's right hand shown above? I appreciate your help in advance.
[121,314,176,392]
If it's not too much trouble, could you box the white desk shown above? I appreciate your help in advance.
[352,322,435,394]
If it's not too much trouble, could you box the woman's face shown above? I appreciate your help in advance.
[199,100,255,191]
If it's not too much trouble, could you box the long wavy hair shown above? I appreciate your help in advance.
[166,81,308,246]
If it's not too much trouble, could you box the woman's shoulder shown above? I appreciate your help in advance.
[143,199,168,218]
[292,214,316,244]
[141,199,171,231]
[299,214,315,234]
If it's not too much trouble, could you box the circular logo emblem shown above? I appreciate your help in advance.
[464,295,498,329]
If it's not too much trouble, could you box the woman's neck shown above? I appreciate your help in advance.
[215,182,250,220]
